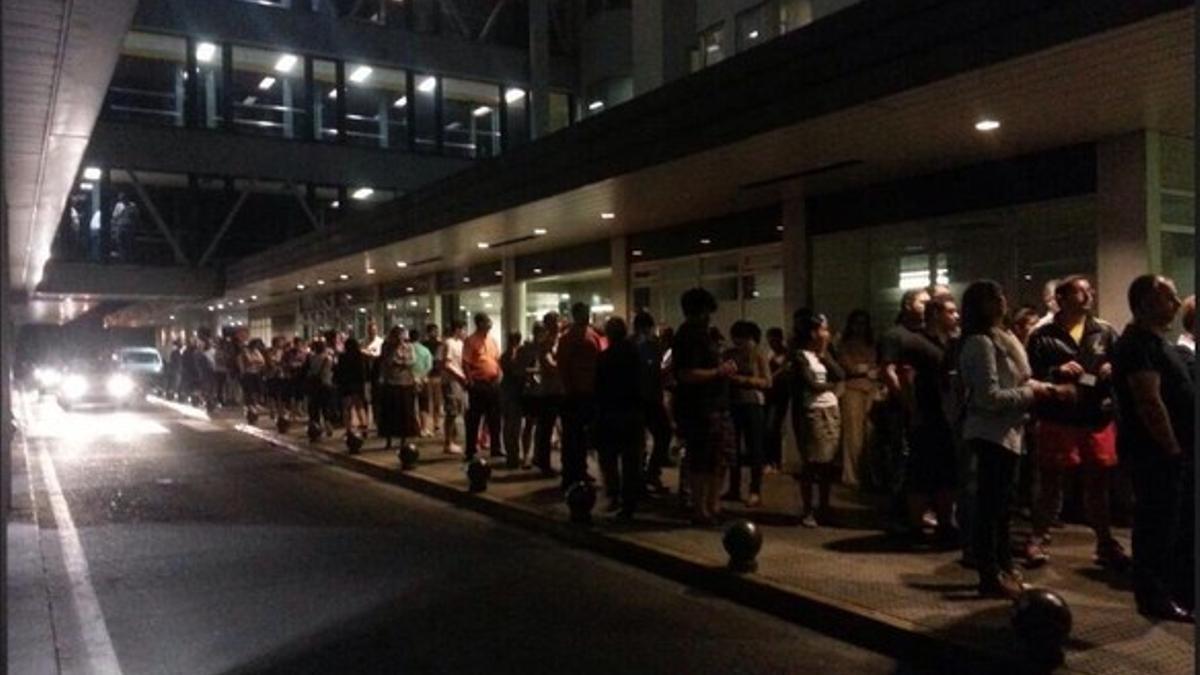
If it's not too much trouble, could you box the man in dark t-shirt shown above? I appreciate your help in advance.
[1112,274,1193,623]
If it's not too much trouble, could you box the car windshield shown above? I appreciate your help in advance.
[121,352,160,364]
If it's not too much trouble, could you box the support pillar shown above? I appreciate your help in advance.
[501,256,525,339]
[528,0,551,139]
[610,235,630,320]
[781,193,810,317]
[1096,132,1155,328]
[428,273,443,331]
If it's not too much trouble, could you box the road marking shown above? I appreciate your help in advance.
[30,434,124,675]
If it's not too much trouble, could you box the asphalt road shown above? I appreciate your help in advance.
[13,396,917,674]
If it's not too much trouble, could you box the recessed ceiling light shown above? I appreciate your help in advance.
[706,44,720,53]
[250,295,258,300]
[505,88,526,103]
[533,228,547,235]
[366,268,376,275]
[274,54,298,73]
[559,293,570,300]
[748,30,760,39]
[533,268,543,274]
[472,106,492,117]
[396,261,408,268]
[600,212,615,220]
[417,76,437,93]
[296,284,305,290]
[80,182,95,191]
[632,249,643,257]
[975,118,1001,132]
[484,303,494,310]
[352,187,374,200]
[196,42,217,63]
[207,305,215,311]
[358,307,367,314]
[588,100,604,112]
[330,200,340,209]
[317,279,326,285]
[405,286,414,292]
[327,89,338,100]
[494,270,502,277]
[82,166,102,181]
[258,76,276,90]
[776,225,784,232]
[169,315,175,321]
[238,298,246,304]
[393,95,408,108]
[348,65,373,83]
[476,242,490,249]
[699,238,712,245]
[480,291,491,298]
[409,300,419,307]
[338,273,349,280]
[216,303,225,309]
[463,276,471,283]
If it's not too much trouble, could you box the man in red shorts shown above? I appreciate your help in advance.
[1024,275,1130,569]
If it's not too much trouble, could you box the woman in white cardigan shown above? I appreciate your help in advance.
[959,280,1070,599]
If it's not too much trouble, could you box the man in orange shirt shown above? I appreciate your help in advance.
[557,302,604,489]
[463,312,503,461]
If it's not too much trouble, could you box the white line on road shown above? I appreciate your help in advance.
[29,434,124,675]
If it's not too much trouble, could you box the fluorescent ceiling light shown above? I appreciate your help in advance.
[473,105,492,117]
[80,182,94,191]
[600,212,615,220]
[258,76,276,90]
[207,305,215,311]
[366,268,376,275]
[327,89,338,100]
[587,100,604,111]
[330,200,340,209]
[238,298,246,304]
[338,273,350,280]
[479,291,491,298]
[476,242,490,249]
[748,30,759,39]
[250,295,258,300]
[296,284,305,290]
[975,119,1001,132]
[351,187,374,200]
[349,65,373,83]
[217,303,225,309]
[169,315,175,321]
[706,44,720,53]
[631,249,643,257]
[533,228,547,235]
[417,76,437,93]
[396,261,408,268]
[532,268,542,274]
[699,238,712,245]
[405,286,414,292]
[317,279,326,286]
[274,54,298,73]
[196,42,217,63]
[82,166,102,180]
[504,88,526,103]
[393,95,408,108]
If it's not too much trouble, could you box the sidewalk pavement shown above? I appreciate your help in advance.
[163,399,1194,675]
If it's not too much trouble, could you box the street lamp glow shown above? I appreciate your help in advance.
[348,65,373,83]
[273,54,298,73]
[351,187,374,200]
[975,118,1001,132]
[196,42,217,63]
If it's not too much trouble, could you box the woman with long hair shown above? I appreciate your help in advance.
[835,309,878,487]
[334,336,370,447]
[958,280,1066,598]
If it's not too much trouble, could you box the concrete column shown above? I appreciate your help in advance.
[1096,132,1154,328]
[501,256,525,338]
[610,235,630,320]
[428,273,443,330]
[781,193,810,316]
[528,0,551,139]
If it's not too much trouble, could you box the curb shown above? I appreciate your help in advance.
[154,398,1052,674]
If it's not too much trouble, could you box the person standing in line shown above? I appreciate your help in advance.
[1011,306,1041,346]
[785,311,845,528]
[1023,276,1129,570]
[421,324,444,436]
[237,338,267,419]
[533,312,564,476]
[763,326,790,472]
[361,321,383,436]
[410,332,433,437]
[166,339,184,398]
[834,310,877,488]
[305,340,337,437]
[462,313,503,462]
[439,320,468,454]
[904,293,961,542]
[958,280,1064,599]
[514,325,542,469]
[672,289,737,526]
[876,288,932,532]
[334,336,370,446]
[722,320,772,507]
[499,331,528,469]
[1112,275,1194,622]
[376,327,419,452]
[595,317,645,520]
[285,337,309,418]
[263,336,288,419]
[1034,278,1061,330]
[556,303,603,490]
[633,312,673,493]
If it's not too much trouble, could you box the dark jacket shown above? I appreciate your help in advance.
[1026,315,1117,428]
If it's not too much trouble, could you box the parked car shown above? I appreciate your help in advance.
[114,347,164,390]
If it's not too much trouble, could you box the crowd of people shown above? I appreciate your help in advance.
[162,272,1194,619]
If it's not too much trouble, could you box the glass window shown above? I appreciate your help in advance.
[230,46,308,139]
[443,78,501,159]
[526,270,614,334]
[735,4,768,52]
[503,87,529,149]
[344,64,409,149]
[548,92,572,134]
[194,40,223,129]
[699,23,725,67]
[453,287,504,344]
[104,32,187,126]
[412,73,439,152]
[779,0,813,33]
[313,59,339,142]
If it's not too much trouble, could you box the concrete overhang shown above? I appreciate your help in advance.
[190,0,1194,311]
[37,261,222,301]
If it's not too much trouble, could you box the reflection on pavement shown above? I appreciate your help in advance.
[20,393,169,443]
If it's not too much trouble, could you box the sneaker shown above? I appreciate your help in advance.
[444,444,463,455]
[1095,540,1132,571]
[1023,540,1050,568]
[800,512,819,528]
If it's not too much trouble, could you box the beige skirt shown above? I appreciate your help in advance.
[782,404,842,474]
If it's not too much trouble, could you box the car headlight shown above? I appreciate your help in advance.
[107,374,135,398]
[35,368,62,386]
[62,374,88,399]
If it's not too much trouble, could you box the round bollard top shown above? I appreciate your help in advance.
[722,519,763,560]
